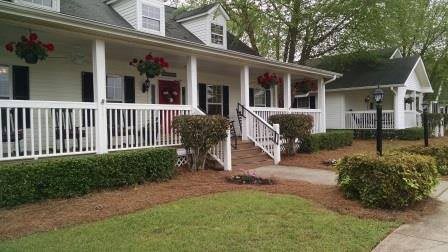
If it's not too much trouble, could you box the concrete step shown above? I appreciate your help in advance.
[232,155,271,165]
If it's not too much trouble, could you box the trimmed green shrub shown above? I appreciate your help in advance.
[399,145,448,175]
[337,152,438,209]
[269,114,313,156]
[299,130,354,153]
[172,115,229,171]
[354,127,424,140]
[0,148,177,208]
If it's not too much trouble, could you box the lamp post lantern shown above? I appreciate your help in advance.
[422,101,429,147]
[374,85,384,156]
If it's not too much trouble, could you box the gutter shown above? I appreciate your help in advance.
[0,1,342,78]
[323,75,337,85]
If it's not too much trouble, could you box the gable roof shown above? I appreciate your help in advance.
[174,3,218,21]
[326,55,420,90]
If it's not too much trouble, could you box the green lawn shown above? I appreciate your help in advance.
[0,191,397,251]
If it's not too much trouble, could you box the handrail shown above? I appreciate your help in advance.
[237,103,279,145]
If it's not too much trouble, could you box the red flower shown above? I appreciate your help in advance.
[5,42,14,52]
[145,54,153,61]
[45,43,54,52]
[153,57,160,63]
[29,33,38,41]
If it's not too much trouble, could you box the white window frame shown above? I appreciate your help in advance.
[294,96,311,109]
[0,65,12,100]
[211,23,224,45]
[254,88,267,107]
[206,84,223,115]
[140,2,162,33]
[15,0,60,12]
[106,75,124,103]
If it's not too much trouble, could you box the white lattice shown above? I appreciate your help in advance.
[176,155,188,167]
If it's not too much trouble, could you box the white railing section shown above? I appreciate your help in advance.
[0,100,96,161]
[345,110,395,129]
[404,111,418,128]
[251,107,322,134]
[240,104,280,162]
[104,104,192,151]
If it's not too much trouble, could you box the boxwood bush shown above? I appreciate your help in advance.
[0,148,177,208]
[337,152,438,209]
[353,127,424,140]
[299,130,354,153]
[399,145,448,175]
[268,114,313,156]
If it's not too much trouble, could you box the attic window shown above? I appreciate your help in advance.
[142,4,161,32]
[23,0,52,7]
[211,23,224,45]
[17,0,59,11]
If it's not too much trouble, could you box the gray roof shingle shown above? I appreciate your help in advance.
[174,3,218,21]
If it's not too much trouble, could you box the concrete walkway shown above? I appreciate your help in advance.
[252,165,448,252]
[251,165,337,186]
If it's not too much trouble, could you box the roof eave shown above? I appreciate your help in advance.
[326,84,403,92]
[0,1,340,78]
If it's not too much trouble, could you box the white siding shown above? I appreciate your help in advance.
[182,16,209,45]
[326,93,345,129]
[111,0,137,28]
[404,70,420,92]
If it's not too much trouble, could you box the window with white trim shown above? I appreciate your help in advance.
[211,23,224,45]
[17,0,59,11]
[207,85,223,115]
[142,4,161,32]
[0,65,11,100]
[106,75,123,103]
[254,88,267,107]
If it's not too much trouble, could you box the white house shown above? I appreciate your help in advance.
[319,49,433,130]
[0,0,339,169]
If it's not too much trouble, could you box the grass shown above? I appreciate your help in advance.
[0,191,398,252]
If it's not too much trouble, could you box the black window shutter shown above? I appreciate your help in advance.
[12,66,30,129]
[124,76,135,103]
[181,87,186,105]
[265,89,271,107]
[81,72,94,102]
[249,88,254,107]
[310,96,316,109]
[223,85,229,117]
[292,97,298,108]
[198,83,207,113]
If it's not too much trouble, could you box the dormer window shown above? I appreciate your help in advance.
[16,0,59,11]
[142,4,161,32]
[211,23,224,45]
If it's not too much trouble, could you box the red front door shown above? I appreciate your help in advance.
[158,80,181,105]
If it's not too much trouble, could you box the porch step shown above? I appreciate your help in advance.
[231,140,273,171]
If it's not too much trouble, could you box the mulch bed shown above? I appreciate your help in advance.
[0,166,440,240]
[281,137,448,170]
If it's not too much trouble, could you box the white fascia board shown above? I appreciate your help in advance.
[326,84,403,92]
[177,4,230,23]
[390,48,403,59]
[0,1,341,79]
[403,57,433,93]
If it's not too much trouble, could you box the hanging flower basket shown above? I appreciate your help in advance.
[5,32,55,64]
[257,72,282,89]
[130,53,169,93]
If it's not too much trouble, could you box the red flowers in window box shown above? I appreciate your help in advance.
[130,53,170,92]
[257,72,283,89]
[4,32,55,64]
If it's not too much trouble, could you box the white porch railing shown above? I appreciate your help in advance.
[345,110,395,129]
[104,104,193,151]
[0,100,97,161]
[404,111,420,128]
[250,107,322,134]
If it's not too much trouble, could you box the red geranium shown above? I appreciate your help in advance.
[4,32,55,64]
[129,53,169,79]
[257,72,282,89]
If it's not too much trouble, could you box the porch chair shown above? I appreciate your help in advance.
[1,108,24,156]
[55,109,86,151]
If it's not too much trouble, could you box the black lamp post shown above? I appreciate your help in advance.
[422,101,429,147]
[373,85,384,156]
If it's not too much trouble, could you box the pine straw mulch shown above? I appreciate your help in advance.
[0,166,440,240]
[281,137,448,170]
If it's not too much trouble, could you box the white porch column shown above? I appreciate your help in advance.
[187,56,198,108]
[223,129,232,171]
[317,78,326,133]
[240,65,250,140]
[92,39,108,154]
[273,123,281,165]
[394,87,406,129]
[273,85,278,107]
[412,91,417,111]
[418,92,424,111]
[283,73,291,109]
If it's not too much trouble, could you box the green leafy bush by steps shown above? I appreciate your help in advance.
[299,130,354,153]
[337,152,438,209]
[0,148,177,208]
[399,145,448,175]
[353,127,424,140]
[269,114,313,156]
[172,115,229,171]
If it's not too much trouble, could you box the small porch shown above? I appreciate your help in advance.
[0,22,331,165]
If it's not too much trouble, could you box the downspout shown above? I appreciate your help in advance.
[323,75,337,85]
